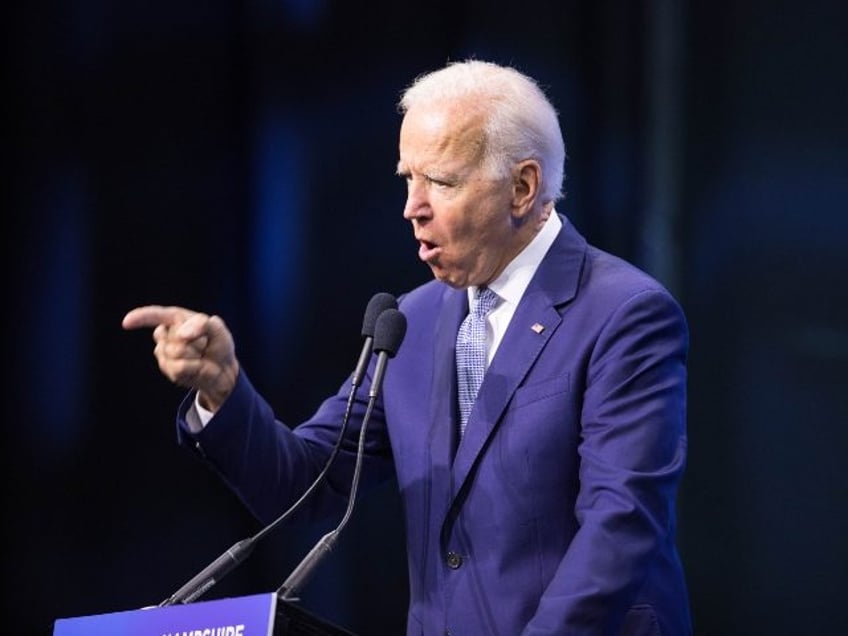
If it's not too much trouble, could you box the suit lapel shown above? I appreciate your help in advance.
[429,286,467,505]
[450,216,588,503]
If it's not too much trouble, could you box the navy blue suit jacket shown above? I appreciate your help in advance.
[179,215,692,635]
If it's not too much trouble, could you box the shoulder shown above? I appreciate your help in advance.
[553,241,689,350]
[581,244,682,311]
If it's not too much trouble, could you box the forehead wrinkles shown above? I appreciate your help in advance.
[400,101,488,176]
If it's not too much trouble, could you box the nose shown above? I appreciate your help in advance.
[402,178,431,221]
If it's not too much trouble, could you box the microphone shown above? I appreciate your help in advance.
[157,293,398,607]
[368,308,407,399]
[352,292,397,390]
[277,307,407,602]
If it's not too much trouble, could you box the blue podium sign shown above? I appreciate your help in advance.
[53,593,277,636]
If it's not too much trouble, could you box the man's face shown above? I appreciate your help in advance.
[397,101,521,289]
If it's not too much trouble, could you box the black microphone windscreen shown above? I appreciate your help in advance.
[362,293,398,338]
[373,308,407,358]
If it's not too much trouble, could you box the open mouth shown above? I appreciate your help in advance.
[417,239,441,262]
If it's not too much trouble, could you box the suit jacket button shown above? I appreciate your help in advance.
[446,551,462,569]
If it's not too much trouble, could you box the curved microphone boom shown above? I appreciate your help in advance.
[277,307,407,602]
[157,292,397,607]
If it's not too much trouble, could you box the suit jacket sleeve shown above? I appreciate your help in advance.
[524,287,689,635]
[174,368,396,527]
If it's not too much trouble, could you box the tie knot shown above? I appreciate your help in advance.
[471,287,499,318]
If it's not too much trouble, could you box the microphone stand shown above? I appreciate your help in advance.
[157,294,397,606]
[277,308,406,603]
[158,387,360,606]
[276,395,376,602]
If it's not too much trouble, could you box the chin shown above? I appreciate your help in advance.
[431,269,465,289]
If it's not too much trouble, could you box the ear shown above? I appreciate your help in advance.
[511,160,542,219]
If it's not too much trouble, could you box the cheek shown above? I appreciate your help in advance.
[445,219,487,265]
[431,200,469,241]
[434,189,505,252]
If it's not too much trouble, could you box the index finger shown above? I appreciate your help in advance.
[122,305,195,331]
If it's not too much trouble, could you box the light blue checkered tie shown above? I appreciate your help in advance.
[456,287,500,436]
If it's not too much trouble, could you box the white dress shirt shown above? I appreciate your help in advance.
[469,211,562,365]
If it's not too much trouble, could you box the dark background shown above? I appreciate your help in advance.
[5,2,847,634]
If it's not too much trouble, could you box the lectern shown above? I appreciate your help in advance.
[53,593,356,635]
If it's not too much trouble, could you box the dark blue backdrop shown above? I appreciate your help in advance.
[5,2,846,634]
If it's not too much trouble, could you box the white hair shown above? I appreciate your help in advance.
[398,59,566,204]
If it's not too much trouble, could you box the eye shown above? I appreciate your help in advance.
[426,175,454,189]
